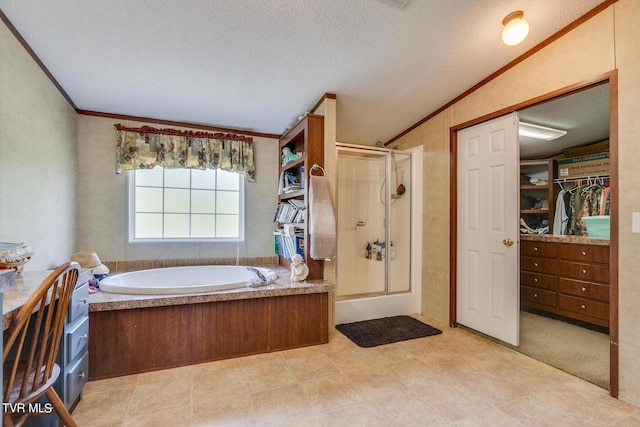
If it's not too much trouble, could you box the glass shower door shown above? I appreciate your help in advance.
[336,147,412,299]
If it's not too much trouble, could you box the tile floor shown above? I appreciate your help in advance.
[72,315,640,426]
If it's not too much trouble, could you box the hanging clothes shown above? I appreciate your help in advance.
[553,189,568,235]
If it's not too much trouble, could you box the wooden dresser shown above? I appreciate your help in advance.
[521,238,610,328]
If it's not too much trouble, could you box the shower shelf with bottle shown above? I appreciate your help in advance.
[275,113,324,280]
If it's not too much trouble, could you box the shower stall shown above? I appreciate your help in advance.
[334,143,422,324]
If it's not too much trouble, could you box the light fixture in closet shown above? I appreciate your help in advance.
[519,122,567,141]
[502,10,529,46]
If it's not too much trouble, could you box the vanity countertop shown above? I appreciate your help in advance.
[88,266,334,312]
[2,269,93,331]
[520,234,609,246]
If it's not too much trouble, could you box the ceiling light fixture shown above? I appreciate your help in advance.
[502,10,529,46]
[519,122,567,141]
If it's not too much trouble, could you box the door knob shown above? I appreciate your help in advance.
[502,238,514,247]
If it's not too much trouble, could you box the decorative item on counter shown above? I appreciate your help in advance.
[70,251,109,280]
[0,242,34,274]
[87,277,101,293]
[290,253,309,282]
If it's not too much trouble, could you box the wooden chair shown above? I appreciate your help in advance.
[3,262,80,427]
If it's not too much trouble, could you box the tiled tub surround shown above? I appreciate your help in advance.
[88,266,334,380]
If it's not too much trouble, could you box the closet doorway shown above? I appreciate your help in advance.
[451,73,618,396]
[516,82,611,390]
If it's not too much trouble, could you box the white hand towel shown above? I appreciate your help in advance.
[309,175,336,260]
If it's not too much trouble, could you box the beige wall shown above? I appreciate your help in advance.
[0,20,77,271]
[76,115,279,262]
[394,0,640,407]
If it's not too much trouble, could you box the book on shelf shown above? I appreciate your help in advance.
[273,201,305,224]
[273,229,304,259]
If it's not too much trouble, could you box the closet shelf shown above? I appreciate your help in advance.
[554,174,610,183]
[521,209,550,214]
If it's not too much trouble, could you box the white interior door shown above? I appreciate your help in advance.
[456,113,520,345]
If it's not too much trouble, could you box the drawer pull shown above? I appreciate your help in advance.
[79,372,86,379]
[534,247,538,252]
[81,334,88,341]
[582,269,587,274]
[580,305,586,309]
[581,251,587,256]
[82,298,88,304]
[581,287,587,292]
[534,262,538,267]
[533,293,538,298]
[534,278,538,283]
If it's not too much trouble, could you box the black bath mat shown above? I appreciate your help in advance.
[336,315,442,348]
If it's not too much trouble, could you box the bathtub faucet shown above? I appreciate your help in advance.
[246,267,271,287]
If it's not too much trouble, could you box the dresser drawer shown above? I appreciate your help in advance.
[521,241,557,258]
[66,351,89,403]
[557,243,609,263]
[557,261,609,283]
[66,316,89,362]
[558,278,610,302]
[557,294,609,321]
[520,271,557,291]
[521,256,557,274]
[521,286,557,308]
[68,282,89,323]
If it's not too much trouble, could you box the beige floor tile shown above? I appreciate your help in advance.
[135,365,193,386]
[238,352,284,368]
[413,377,492,422]
[612,414,640,426]
[191,393,256,426]
[191,367,249,405]
[122,406,191,427]
[343,365,408,400]
[415,349,480,380]
[454,407,521,426]
[325,347,383,373]
[251,384,315,426]
[191,358,242,377]
[385,356,440,388]
[370,390,453,426]
[241,359,298,394]
[498,395,590,427]
[366,340,422,365]
[301,373,366,412]
[317,402,395,427]
[455,371,532,406]
[72,388,133,426]
[82,374,139,396]
[285,352,340,381]
[127,380,191,417]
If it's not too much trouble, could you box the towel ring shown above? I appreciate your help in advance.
[310,164,325,176]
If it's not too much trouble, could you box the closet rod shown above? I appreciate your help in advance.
[554,174,610,183]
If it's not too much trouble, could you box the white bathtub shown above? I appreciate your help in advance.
[99,266,277,295]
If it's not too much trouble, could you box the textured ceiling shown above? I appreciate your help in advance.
[0,0,606,145]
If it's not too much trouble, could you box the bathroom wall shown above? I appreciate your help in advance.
[76,115,279,265]
[394,0,640,407]
[0,19,77,271]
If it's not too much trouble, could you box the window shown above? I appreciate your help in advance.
[129,167,244,241]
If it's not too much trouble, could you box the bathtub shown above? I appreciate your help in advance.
[99,266,276,295]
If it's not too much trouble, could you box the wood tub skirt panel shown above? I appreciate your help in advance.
[88,293,329,380]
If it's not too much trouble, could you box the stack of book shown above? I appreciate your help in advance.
[273,230,304,259]
[273,200,305,224]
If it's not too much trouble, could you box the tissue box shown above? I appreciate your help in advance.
[582,216,610,239]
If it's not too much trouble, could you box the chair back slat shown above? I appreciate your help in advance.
[3,262,80,404]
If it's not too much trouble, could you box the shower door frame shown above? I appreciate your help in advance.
[334,143,423,324]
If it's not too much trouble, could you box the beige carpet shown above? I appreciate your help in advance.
[516,311,609,389]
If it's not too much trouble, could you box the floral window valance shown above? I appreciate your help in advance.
[115,124,255,181]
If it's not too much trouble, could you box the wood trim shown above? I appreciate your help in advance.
[607,69,619,398]
[386,0,618,145]
[311,93,337,115]
[449,127,458,328]
[449,70,619,396]
[0,9,77,109]
[78,109,280,139]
